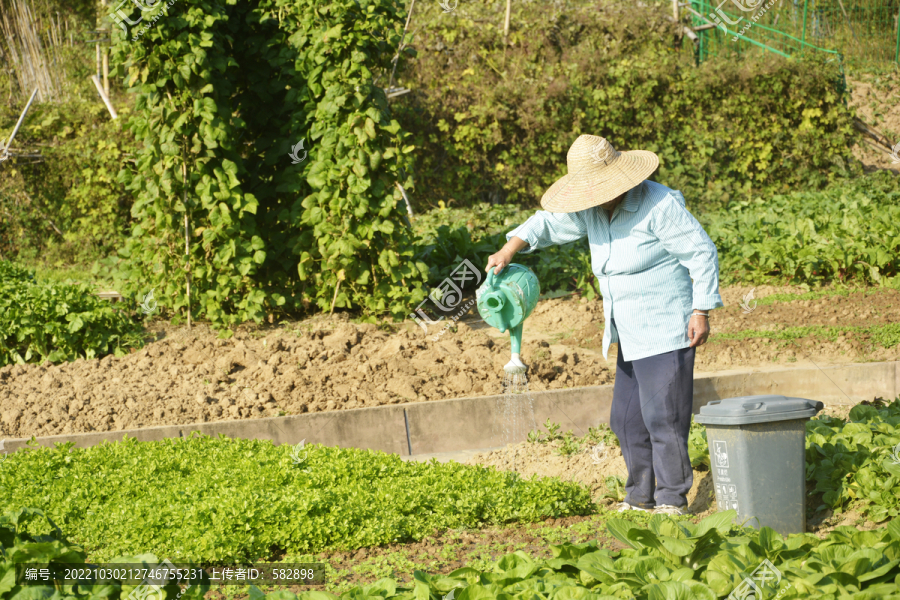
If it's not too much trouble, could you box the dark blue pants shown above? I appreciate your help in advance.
[609,335,696,509]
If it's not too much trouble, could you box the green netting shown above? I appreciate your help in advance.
[686,0,900,68]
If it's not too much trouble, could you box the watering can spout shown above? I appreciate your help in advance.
[476,264,540,374]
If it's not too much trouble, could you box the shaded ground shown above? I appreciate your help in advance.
[847,73,900,174]
[1,285,899,439]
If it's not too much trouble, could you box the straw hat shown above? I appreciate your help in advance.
[540,135,659,213]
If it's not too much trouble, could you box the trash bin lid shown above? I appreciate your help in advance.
[695,394,824,425]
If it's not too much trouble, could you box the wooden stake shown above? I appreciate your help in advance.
[102,49,109,95]
[183,161,191,329]
[0,87,38,160]
[91,75,117,118]
[672,0,679,21]
[387,0,415,91]
[503,0,511,44]
[329,279,342,315]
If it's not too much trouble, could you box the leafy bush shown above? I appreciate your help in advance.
[0,261,35,283]
[0,261,145,366]
[0,98,136,265]
[705,172,900,286]
[108,0,428,330]
[0,434,594,562]
[394,0,859,213]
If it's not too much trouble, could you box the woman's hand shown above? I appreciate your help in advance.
[485,249,514,275]
[486,237,528,275]
[688,313,710,348]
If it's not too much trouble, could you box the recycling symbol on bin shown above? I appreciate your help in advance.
[714,441,729,468]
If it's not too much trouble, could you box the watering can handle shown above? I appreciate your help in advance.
[485,264,504,288]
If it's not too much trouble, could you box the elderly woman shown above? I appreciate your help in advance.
[486,135,723,516]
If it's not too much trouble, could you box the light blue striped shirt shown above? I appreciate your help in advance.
[507,180,723,362]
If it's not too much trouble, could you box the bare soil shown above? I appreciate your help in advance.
[847,73,900,174]
[1,285,898,440]
[465,440,717,518]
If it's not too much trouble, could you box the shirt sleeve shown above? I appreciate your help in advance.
[506,210,588,254]
[650,192,724,311]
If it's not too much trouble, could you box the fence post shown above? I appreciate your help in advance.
[801,0,809,46]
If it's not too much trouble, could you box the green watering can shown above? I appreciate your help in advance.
[476,263,540,374]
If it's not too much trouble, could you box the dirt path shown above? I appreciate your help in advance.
[1,285,898,440]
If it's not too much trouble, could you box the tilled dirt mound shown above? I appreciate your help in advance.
[1,285,898,440]
[0,313,613,439]
[466,440,716,516]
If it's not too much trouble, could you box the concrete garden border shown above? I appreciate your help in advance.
[4,360,897,456]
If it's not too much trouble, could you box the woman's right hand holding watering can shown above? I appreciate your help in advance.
[486,236,528,275]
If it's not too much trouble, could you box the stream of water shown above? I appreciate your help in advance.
[493,371,538,472]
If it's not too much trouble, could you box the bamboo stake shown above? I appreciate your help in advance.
[102,49,109,95]
[0,87,38,161]
[387,0,415,91]
[100,1,109,94]
[394,181,414,220]
[91,75,118,118]
[329,279,342,315]
[503,0,511,44]
[184,161,191,330]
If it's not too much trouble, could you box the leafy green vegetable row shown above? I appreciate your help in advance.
[807,401,900,523]
[5,507,900,600]
[0,262,146,366]
[704,171,900,286]
[0,435,593,563]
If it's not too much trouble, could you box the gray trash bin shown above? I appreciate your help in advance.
[695,394,824,535]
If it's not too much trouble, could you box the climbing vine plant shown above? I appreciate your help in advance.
[109,0,427,330]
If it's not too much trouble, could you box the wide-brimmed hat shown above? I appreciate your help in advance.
[540,135,659,213]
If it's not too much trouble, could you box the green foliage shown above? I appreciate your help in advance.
[108,0,428,330]
[394,0,859,213]
[527,421,619,458]
[705,172,900,286]
[602,475,627,503]
[0,100,135,264]
[714,322,900,349]
[0,507,209,600]
[0,434,594,562]
[558,432,582,457]
[0,261,146,366]
[412,204,598,300]
[806,398,900,522]
[527,419,564,444]
[247,513,900,600]
[0,261,35,283]
[585,424,619,449]
[688,419,710,470]
[412,203,531,243]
